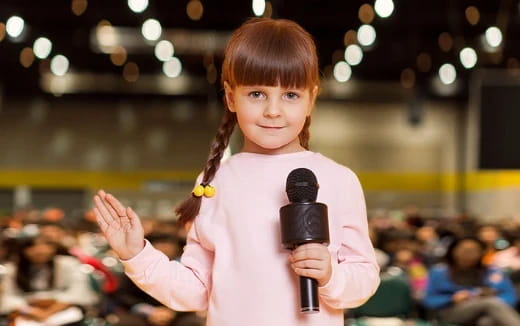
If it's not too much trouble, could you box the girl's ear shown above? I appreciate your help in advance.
[307,85,319,116]
[224,81,236,112]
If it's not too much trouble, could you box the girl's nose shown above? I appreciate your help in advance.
[263,99,282,117]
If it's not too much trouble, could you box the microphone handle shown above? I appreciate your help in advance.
[300,276,319,313]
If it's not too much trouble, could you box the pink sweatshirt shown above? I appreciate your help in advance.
[122,151,380,325]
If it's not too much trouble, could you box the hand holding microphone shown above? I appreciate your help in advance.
[280,168,331,313]
[289,244,332,286]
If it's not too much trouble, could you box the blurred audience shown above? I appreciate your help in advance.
[423,237,520,326]
[107,232,204,326]
[0,235,98,325]
[4,204,520,326]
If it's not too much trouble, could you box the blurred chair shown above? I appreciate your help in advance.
[353,268,412,318]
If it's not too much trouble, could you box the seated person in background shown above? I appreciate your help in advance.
[108,232,204,326]
[492,232,520,274]
[415,225,451,267]
[492,232,520,310]
[368,227,390,270]
[477,224,503,266]
[0,234,98,325]
[37,220,77,255]
[392,246,428,301]
[423,236,520,326]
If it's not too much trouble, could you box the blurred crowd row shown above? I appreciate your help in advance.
[0,208,204,326]
[350,208,520,325]
[3,206,520,326]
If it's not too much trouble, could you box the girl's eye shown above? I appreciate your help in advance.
[249,91,265,99]
[285,92,300,100]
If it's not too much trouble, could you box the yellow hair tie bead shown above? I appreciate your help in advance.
[192,184,216,198]
[203,185,216,198]
[192,185,205,197]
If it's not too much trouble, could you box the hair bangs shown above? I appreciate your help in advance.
[227,23,316,90]
[232,49,310,89]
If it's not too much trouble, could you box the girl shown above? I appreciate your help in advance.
[423,237,520,326]
[93,18,379,326]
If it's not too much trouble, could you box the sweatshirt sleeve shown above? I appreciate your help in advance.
[422,268,454,309]
[318,168,380,309]
[121,219,214,311]
[488,269,517,307]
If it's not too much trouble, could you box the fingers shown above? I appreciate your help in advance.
[103,192,127,217]
[100,193,121,220]
[288,243,332,286]
[127,206,142,229]
[292,267,325,280]
[290,243,330,263]
[95,190,131,223]
[291,259,324,270]
[94,194,116,225]
[93,207,108,231]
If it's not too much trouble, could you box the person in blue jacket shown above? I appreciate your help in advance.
[423,236,520,326]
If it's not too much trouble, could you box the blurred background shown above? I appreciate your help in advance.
[0,0,519,219]
[1,1,520,325]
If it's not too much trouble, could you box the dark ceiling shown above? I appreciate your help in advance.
[0,0,518,100]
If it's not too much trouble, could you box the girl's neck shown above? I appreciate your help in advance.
[241,139,306,155]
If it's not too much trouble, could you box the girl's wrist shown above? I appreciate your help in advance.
[119,240,145,260]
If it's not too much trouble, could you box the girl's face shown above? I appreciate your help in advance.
[225,83,317,154]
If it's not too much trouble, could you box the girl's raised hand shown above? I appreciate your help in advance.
[93,190,145,260]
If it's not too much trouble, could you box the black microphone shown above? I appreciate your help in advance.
[280,168,330,313]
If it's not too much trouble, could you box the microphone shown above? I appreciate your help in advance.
[280,168,330,313]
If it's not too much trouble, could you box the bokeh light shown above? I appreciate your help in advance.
[50,55,70,76]
[154,40,175,61]
[187,0,204,21]
[128,0,148,13]
[20,47,35,68]
[357,24,376,47]
[439,63,456,85]
[252,0,266,17]
[333,61,352,82]
[485,26,502,48]
[6,16,24,38]
[465,6,480,26]
[374,0,394,18]
[358,4,375,24]
[163,57,182,78]
[71,0,88,16]
[344,44,363,66]
[123,62,139,82]
[459,47,477,69]
[141,19,162,41]
[110,46,127,66]
[33,37,53,59]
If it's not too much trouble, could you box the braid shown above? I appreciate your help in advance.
[175,110,237,227]
[201,110,237,185]
[298,116,311,150]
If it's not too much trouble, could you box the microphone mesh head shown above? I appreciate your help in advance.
[286,168,319,203]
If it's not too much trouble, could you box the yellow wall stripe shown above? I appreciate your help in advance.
[0,170,520,192]
[0,170,198,190]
